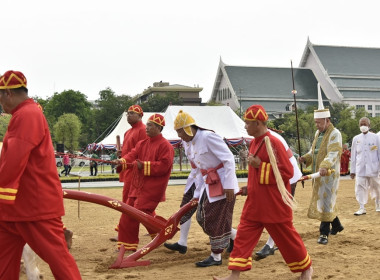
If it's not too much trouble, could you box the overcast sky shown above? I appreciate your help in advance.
[1,0,380,102]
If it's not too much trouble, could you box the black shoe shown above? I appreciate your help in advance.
[195,256,222,267]
[330,225,344,235]
[317,235,328,245]
[164,242,187,254]
[255,244,275,259]
[227,238,234,253]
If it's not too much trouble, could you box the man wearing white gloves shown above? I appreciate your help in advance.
[350,117,380,215]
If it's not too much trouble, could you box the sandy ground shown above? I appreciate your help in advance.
[20,178,380,280]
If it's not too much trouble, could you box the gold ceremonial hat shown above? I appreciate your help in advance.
[174,110,196,136]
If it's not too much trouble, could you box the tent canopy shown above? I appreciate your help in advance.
[96,106,252,148]
[97,112,157,146]
[162,106,251,142]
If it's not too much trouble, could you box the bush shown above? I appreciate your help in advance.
[59,169,248,183]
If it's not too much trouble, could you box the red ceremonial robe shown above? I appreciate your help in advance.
[117,133,174,251]
[228,131,311,274]
[340,149,351,175]
[0,98,81,279]
[0,99,64,219]
[120,120,147,202]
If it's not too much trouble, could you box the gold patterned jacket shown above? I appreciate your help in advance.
[302,123,342,222]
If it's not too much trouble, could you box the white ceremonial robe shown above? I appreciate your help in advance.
[183,129,239,203]
[351,132,380,205]
[182,139,204,194]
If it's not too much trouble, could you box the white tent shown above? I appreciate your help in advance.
[97,112,157,146]
[96,106,252,148]
[162,105,252,145]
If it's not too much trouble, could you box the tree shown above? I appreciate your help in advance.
[329,102,350,125]
[275,108,316,154]
[370,116,380,134]
[334,105,363,145]
[44,90,92,124]
[53,113,82,153]
[43,90,92,148]
[0,114,11,141]
[207,101,224,106]
[31,96,49,112]
[89,88,134,144]
[141,92,183,112]
[272,103,367,150]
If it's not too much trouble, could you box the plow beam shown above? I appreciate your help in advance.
[63,189,198,268]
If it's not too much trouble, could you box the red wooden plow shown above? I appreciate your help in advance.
[63,189,198,268]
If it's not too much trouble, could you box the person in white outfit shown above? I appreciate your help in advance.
[164,110,239,267]
[350,117,380,215]
[166,125,303,260]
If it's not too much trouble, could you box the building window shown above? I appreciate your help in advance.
[286,103,294,112]
[376,105,380,111]
[356,105,365,109]
[376,113,380,117]
[368,105,372,110]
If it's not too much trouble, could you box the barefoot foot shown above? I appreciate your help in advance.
[212,270,240,280]
[300,266,313,280]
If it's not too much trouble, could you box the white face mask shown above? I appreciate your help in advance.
[360,125,369,133]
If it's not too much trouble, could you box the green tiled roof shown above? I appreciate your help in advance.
[224,66,324,100]
[240,100,324,115]
[338,90,380,99]
[313,46,380,75]
[331,78,380,88]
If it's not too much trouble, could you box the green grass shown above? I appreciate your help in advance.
[58,164,248,182]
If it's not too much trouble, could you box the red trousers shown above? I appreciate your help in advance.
[0,217,81,280]
[229,220,311,273]
[117,196,159,251]
[122,178,131,203]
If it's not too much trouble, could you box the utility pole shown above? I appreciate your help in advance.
[291,60,305,188]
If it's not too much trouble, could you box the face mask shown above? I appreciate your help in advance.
[360,126,369,133]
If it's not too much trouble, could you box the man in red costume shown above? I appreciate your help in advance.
[110,105,148,241]
[114,114,174,252]
[213,105,312,280]
[119,105,147,202]
[0,70,81,279]
[340,143,350,176]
